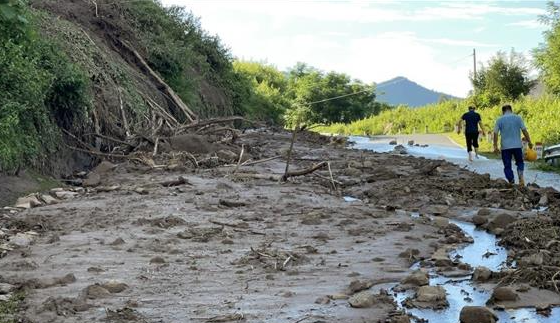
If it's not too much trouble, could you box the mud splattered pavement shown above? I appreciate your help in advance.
[1,129,559,323]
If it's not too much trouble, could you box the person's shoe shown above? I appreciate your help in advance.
[518,177,525,187]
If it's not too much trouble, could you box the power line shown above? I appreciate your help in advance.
[302,89,372,106]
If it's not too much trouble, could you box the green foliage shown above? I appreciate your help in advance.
[0,291,25,323]
[233,61,289,124]
[471,49,535,107]
[0,3,91,172]
[535,1,560,95]
[121,1,250,118]
[317,96,560,147]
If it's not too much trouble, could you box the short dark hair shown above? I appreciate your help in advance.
[468,106,475,111]
[502,104,512,113]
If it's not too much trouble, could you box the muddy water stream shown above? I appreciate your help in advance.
[394,220,560,322]
[346,136,560,322]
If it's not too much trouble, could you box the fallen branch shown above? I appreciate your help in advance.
[282,161,328,181]
[282,127,300,181]
[179,116,247,131]
[219,199,247,207]
[327,161,336,191]
[233,144,244,174]
[241,155,282,166]
[160,176,191,187]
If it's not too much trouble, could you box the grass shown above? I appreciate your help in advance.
[0,292,25,323]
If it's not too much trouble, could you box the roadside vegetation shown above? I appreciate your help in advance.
[316,2,560,168]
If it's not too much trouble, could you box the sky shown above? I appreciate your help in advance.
[160,0,549,97]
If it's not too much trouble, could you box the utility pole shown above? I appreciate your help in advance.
[473,48,477,80]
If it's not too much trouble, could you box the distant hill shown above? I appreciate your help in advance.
[375,76,458,107]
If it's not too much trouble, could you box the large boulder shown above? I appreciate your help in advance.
[472,266,492,282]
[459,306,498,323]
[486,213,516,233]
[401,270,429,286]
[415,286,446,302]
[348,291,375,308]
[491,286,519,302]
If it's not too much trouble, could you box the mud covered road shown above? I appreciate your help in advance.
[1,129,559,323]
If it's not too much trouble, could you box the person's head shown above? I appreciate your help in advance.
[502,104,513,114]
[468,106,475,112]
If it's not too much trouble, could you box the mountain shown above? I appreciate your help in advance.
[375,76,458,107]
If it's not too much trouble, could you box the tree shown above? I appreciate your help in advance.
[284,64,376,126]
[534,1,560,94]
[470,49,535,107]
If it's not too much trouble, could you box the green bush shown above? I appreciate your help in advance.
[0,3,91,172]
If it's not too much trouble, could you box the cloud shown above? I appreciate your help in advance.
[164,1,545,24]
[421,38,499,48]
[507,20,543,29]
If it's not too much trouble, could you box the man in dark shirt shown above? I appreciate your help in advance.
[457,106,485,161]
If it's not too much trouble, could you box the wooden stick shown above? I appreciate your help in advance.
[179,116,248,131]
[327,161,336,191]
[117,87,131,137]
[233,144,244,174]
[153,137,159,157]
[241,155,282,166]
[283,161,328,180]
[282,127,300,181]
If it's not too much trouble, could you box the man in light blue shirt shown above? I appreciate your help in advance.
[493,104,533,186]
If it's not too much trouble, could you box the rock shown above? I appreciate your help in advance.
[415,286,446,302]
[473,266,492,282]
[101,281,128,293]
[348,279,374,293]
[10,232,37,247]
[491,287,519,302]
[398,248,420,259]
[216,149,238,162]
[401,270,429,286]
[538,195,549,206]
[477,208,492,216]
[83,284,111,299]
[432,216,449,228]
[389,140,397,145]
[459,306,498,323]
[133,187,149,195]
[53,191,79,199]
[520,252,544,266]
[393,145,407,154]
[348,291,375,308]
[93,161,116,173]
[434,258,453,267]
[15,195,43,209]
[110,238,126,246]
[472,214,488,226]
[0,283,15,295]
[315,296,330,305]
[150,256,166,264]
[487,213,516,233]
[40,194,59,205]
[407,140,415,146]
[344,167,362,176]
[390,316,411,323]
[83,172,101,187]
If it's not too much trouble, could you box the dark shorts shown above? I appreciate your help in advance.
[465,132,479,152]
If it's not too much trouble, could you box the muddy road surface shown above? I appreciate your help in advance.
[1,129,559,323]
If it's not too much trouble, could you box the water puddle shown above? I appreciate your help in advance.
[343,196,361,202]
[392,219,560,322]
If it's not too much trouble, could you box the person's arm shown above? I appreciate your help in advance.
[493,120,500,153]
[479,121,485,136]
[519,117,532,148]
[456,115,464,134]
[522,129,533,149]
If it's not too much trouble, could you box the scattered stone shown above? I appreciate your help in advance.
[0,283,15,295]
[15,195,42,209]
[389,140,397,145]
[477,208,492,216]
[432,216,449,228]
[87,267,105,273]
[221,238,234,245]
[150,256,166,264]
[401,270,429,286]
[536,303,552,316]
[315,296,330,305]
[519,252,544,266]
[10,232,37,247]
[490,287,519,302]
[415,286,447,303]
[83,284,111,299]
[110,238,126,246]
[41,296,90,314]
[486,213,516,234]
[53,190,79,199]
[407,140,414,146]
[459,306,497,323]
[101,281,128,293]
[348,291,375,308]
[347,279,374,294]
[472,214,488,226]
[472,266,492,282]
[216,149,238,162]
[133,187,149,195]
[93,161,116,173]
[390,315,411,323]
[40,194,59,205]
[83,172,102,187]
